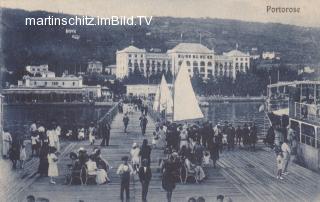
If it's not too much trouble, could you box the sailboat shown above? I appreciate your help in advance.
[153,75,173,116]
[173,63,204,122]
[152,63,204,122]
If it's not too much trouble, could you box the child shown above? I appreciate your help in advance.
[78,128,85,140]
[19,139,27,169]
[152,131,159,148]
[276,152,284,180]
[203,150,211,167]
[65,130,72,140]
[48,147,59,184]
[31,132,40,157]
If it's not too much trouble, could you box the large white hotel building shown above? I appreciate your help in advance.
[116,43,250,79]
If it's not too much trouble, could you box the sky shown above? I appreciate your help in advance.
[1,0,320,27]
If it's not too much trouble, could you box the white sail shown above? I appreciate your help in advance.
[159,75,173,114]
[153,75,173,114]
[153,85,160,111]
[173,65,204,121]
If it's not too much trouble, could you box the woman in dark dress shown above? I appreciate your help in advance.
[208,136,219,168]
[9,135,21,169]
[162,155,176,202]
[38,142,49,176]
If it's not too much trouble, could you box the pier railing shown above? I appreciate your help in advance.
[98,102,119,123]
[146,103,160,122]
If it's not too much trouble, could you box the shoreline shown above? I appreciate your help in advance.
[3,101,116,107]
[198,96,265,102]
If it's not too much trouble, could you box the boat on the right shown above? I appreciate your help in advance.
[266,80,320,171]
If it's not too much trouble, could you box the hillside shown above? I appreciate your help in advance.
[1,8,320,75]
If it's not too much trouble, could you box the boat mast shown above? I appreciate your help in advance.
[172,56,175,122]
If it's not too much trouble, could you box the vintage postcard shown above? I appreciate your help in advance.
[0,0,319,201]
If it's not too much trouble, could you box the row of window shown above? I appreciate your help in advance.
[235,57,248,61]
[33,81,76,86]
[127,60,249,69]
[128,54,144,58]
[178,54,213,59]
[128,60,171,65]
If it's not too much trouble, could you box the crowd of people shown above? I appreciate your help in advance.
[118,98,258,202]
[2,96,299,202]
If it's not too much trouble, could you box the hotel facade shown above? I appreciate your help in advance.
[116,43,250,79]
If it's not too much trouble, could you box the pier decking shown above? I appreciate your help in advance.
[2,110,320,202]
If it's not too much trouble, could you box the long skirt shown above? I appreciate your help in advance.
[48,163,59,177]
[38,158,49,176]
[3,142,10,157]
[96,169,108,184]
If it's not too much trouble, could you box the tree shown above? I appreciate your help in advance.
[125,68,147,84]
[165,69,173,83]
[5,69,32,86]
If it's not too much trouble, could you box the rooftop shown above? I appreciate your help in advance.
[224,49,249,57]
[24,75,82,81]
[168,43,214,54]
[117,45,146,53]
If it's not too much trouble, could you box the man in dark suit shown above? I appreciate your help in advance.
[139,115,148,135]
[138,159,152,202]
[100,120,111,146]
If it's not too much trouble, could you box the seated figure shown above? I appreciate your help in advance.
[185,157,205,183]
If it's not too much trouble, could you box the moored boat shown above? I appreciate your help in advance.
[266,80,320,170]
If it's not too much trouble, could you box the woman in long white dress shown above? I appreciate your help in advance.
[157,126,166,149]
[130,143,140,172]
[48,148,59,184]
[55,125,61,152]
[88,123,96,145]
[19,139,27,169]
[2,129,12,158]
[179,126,189,149]
[47,128,58,150]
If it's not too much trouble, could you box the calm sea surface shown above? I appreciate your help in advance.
[3,101,265,135]
[3,104,111,134]
[202,101,266,135]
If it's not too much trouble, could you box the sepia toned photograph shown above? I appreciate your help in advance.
[0,0,320,201]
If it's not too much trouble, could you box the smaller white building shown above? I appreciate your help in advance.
[105,64,117,75]
[126,84,173,97]
[5,74,101,103]
[88,60,103,73]
[26,64,55,77]
[26,64,49,74]
[298,66,315,75]
[19,75,83,88]
[262,51,280,60]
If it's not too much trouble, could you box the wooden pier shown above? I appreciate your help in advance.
[2,110,320,202]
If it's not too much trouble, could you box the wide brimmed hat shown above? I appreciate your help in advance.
[78,147,85,152]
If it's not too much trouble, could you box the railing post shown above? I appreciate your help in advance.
[315,125,317,149]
